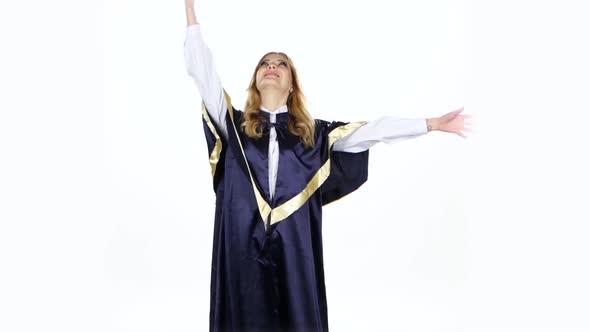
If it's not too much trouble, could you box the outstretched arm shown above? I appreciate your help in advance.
[184,0,228,138]
[332,107,471,152]
[332,116,428,152]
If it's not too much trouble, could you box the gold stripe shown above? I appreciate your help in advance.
[201,102,223,177]
[269,121,366,224]
[222,91,272,222]
[218,89,366,226]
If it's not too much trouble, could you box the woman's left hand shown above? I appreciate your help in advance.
[427,107,472,138]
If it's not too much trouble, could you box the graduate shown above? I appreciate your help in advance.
[183,1,471,331]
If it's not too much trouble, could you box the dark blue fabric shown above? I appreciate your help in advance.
[203,107,369,332]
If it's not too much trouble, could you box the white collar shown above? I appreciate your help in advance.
[260,105,289,114]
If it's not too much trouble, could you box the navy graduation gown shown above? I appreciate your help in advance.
[201,93,369,332]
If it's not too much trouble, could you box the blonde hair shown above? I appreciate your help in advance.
[241,52,316,147]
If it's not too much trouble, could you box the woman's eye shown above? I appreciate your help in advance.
[259,60,287,68]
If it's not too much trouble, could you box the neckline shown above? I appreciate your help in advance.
[260,105,289,114]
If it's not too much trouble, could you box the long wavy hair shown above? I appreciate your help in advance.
[241,52,316,147]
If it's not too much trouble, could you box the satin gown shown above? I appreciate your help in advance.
[201,93,369,332]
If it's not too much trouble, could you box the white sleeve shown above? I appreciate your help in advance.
[332,116,428,153]
[183,24,228,139]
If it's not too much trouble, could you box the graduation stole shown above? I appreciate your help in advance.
[202,90,366,226]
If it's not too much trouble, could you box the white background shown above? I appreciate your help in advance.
[1,0,589,331]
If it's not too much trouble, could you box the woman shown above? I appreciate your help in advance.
[184,1,470,331]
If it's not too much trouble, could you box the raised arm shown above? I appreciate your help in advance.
[185,0,197,25]
[184,0,228,138]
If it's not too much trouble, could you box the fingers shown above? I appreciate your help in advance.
[442,106,472,139]
[463,117,477,127]
[447,107,464,119]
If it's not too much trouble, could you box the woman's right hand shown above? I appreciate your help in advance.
[185,0,197,26]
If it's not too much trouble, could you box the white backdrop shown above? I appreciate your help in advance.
[1,0,589,331]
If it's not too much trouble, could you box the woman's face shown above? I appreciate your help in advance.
[255,53,293,95]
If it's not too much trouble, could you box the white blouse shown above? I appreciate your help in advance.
[183,24,428,199]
